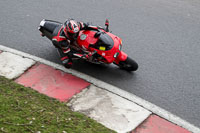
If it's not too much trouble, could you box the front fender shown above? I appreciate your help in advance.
[114,51,128,64]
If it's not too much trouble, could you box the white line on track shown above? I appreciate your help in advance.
[0,45,199,133]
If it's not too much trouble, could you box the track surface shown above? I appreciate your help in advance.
[0,0,200,127]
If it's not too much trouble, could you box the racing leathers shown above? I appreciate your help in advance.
[52,21,87,68]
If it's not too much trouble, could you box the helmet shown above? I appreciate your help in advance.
[63,19,80,40]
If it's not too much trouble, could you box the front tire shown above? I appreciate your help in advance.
[116,57,138,71]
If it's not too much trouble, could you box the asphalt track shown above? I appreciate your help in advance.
[0,0,200,127]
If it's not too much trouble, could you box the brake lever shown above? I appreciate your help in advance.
[80,50,97,60]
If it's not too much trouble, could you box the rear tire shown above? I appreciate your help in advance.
[116,57,138,71]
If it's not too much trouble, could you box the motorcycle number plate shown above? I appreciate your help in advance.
[80,34,87,40]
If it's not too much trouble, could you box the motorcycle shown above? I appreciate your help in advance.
[38,19,138,71]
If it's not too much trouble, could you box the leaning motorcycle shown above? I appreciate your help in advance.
[38,19,138,71]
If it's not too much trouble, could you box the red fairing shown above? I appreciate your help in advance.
[76,29,127,64]
[77,30,98,50]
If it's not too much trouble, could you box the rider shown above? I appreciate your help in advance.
[52,19,97,68]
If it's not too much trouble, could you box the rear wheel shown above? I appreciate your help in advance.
[115,57,138,71]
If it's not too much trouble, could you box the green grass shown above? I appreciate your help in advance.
[0,76,115,133]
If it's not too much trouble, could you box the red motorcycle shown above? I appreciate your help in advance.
[38,19,138,71]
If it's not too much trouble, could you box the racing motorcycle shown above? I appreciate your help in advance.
[38,19,138,71]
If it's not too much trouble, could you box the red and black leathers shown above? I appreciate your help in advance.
[52,21,87,68]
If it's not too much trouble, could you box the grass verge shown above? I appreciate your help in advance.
[0,76,115,133]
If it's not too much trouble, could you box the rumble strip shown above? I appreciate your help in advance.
[0,45,199,133]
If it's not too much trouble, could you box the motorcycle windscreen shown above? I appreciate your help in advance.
[95,33,114,51]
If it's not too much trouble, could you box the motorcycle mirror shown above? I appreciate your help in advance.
[105,19,109,26]
[105,19,109,32]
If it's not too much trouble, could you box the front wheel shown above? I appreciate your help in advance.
[115,57,138,71]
